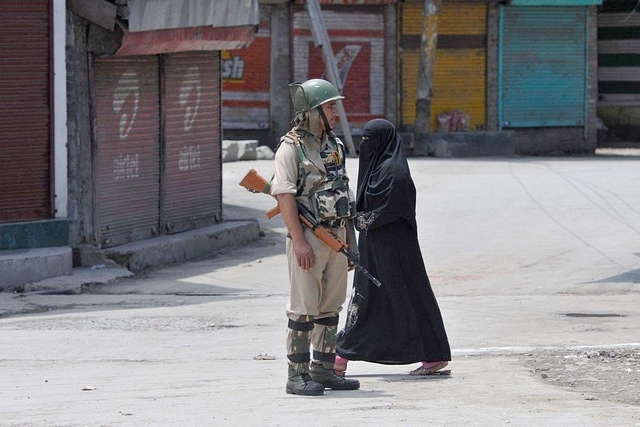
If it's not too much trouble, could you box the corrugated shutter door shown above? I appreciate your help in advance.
[163,52,222,233]
[399,2,421,127]
[294,6,386,130]
[400,50,420,127]
[0,1,51,222]
[500,6,587,127]
[432,4,486,131]
[93,57,161,248]
[400,2,487,131]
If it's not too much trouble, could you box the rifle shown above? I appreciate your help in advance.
[239,168,382,287]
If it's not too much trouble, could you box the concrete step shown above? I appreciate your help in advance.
[0,246,73,291]
[1,221,261,292]
[84,220,261,273]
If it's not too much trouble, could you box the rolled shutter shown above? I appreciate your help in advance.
[400,2,487,131]
[93,56,161,247]
[499,6,587,128]
[0,1,52,222]
[163,52,222,233]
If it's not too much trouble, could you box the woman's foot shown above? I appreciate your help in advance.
[409,361,448,376]
[334,354,348,377]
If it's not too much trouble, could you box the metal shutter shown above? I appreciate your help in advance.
[92,56,161,247]
[163,52,222,233]
[499,6,587,128]
[0,1,52,222]
[400,2,487,131]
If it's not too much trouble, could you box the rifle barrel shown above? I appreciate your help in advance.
[341,248,382,287]
[362,269,382,288]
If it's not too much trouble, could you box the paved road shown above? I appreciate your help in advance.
[1,150,639,426]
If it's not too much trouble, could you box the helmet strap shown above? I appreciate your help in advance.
[317,106,332,133]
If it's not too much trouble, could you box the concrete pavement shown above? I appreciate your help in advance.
[1,149,639,426]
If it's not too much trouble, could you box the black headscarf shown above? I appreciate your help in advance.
[357,119,417,231]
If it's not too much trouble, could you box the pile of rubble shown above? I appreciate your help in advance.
[522,348,640,406]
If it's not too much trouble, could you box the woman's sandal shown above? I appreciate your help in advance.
[409,361,449,376]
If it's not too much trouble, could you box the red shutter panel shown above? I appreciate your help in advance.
[0,1,52,222]
[163,52,222,233]
[92,56,161,247]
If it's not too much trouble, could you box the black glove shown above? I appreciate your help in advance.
[355,211,376,232]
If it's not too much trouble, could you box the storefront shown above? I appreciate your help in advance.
[222,14,272,133]
[294,4,388,132]
[221,0,395,146]
[399,1,488,132]
[65,0,257,250]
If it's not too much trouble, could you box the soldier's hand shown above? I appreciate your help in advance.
[294,240,315,271]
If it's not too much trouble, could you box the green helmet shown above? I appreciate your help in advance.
[289,79,344,113]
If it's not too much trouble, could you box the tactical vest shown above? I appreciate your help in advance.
[282,129,355,221]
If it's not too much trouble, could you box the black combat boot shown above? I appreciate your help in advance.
[286,365,324,396]
[309,361,360,390]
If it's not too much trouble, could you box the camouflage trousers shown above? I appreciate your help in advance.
[286,314,339,374]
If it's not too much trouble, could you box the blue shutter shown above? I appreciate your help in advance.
[510,0,601,5]
[499,6,588,128]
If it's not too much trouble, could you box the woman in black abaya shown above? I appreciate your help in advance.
[335,119,451,375]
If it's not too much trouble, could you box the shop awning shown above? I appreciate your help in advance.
[116,0,259,55]
[293,0,397,3]
[116,25,257,56]
[127,0,259,32]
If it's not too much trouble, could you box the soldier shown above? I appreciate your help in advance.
[270,78,360,396]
